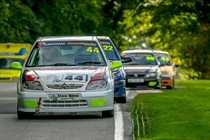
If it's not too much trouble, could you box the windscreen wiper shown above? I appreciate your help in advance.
[76,61,101,65]
[47,63,76,66]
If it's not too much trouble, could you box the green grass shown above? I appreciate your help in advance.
[130,80,210,140]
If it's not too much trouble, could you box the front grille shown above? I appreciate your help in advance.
[126,73,146,78]
[42,99,88,107]
[0,78,10,80]
[162,77,171,80]
[47,84,83,89]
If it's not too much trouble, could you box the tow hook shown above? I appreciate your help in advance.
[35,97,42,114]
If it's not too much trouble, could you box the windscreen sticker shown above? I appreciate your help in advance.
[67,42,96,46]
[146,56,155,60]
[103,45,113,51]
[136,54,152,56]
[87,47,99,53]
[42,42,66,46]
[161,57,169,61]
[100,41,111,45]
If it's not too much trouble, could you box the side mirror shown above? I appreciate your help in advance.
[10,62,22,70]
[174,64,179,67]
[159,63,165,67]
[121,57,132,63]
[157,61,164,67]
[111,61,123,70]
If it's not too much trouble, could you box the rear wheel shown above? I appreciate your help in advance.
[102,110,114,118]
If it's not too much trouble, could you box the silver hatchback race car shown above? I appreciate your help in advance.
[121,49,162,89]
[10,36,123,119]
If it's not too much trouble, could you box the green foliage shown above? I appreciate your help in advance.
[0,0,210,78]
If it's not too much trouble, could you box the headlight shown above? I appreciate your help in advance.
[114,71,121,77]
[145,73,157,77]
[86,80,107,90]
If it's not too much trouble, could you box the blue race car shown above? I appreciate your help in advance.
[98,36,127,103]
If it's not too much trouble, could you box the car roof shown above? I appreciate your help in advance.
[152,50,169,54]
[36,36,99,42]
[96,36,110,40]
[121,49,154,53]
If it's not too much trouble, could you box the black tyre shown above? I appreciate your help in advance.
[115,97,126,103]
[155,82,162,89]
[167,78,175,89]
[17,111,32,119]
[166,86,173,89]
[102,110,114,118]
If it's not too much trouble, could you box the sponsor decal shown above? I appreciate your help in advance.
[100,41,111,45]
[67,42,96,46]
[53,79,61,83]
[41,74,60,80]
[42,42,66,46]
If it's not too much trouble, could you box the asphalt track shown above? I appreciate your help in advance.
[0,82,161,140]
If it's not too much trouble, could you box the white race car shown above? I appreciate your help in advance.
[10,36,122,119]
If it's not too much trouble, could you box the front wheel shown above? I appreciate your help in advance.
[17,111,33,119]
[102,110,114,118]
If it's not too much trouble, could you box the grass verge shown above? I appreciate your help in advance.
[130,80,210,140]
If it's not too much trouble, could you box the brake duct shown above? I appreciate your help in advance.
[35,97,42,114]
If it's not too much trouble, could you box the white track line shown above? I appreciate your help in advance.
[114,104,124,140]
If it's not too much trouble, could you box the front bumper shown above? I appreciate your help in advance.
[114,80,126,98]
[17,89,114,114]
[0,76,19,82]
[161,76,173,86]
[126,77,160,88]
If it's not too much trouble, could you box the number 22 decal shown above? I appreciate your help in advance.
[103,45,113,51]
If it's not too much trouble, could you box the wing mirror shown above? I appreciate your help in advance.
[174,64,179,67]
[121,56,132,63]
[10,62,22,70]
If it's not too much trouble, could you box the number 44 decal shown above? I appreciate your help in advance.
[87,47,99,53]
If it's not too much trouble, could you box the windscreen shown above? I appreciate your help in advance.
[154,53,172,66]
[26,41,106,67]
[0,58,24,69]
[99,39,121,61]
[122,53,158,66]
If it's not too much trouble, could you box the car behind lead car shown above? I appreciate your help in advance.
[10,36,123,119]
[120,50,162,89]
[153,50,179,89]
[97,36,127,103]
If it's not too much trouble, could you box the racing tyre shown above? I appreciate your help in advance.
[155,83,162,89]
[116,97,126,103]
[167,78,174,89]
[102,110,114,118]
[17,111,31,119]
[166,86,173,89]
